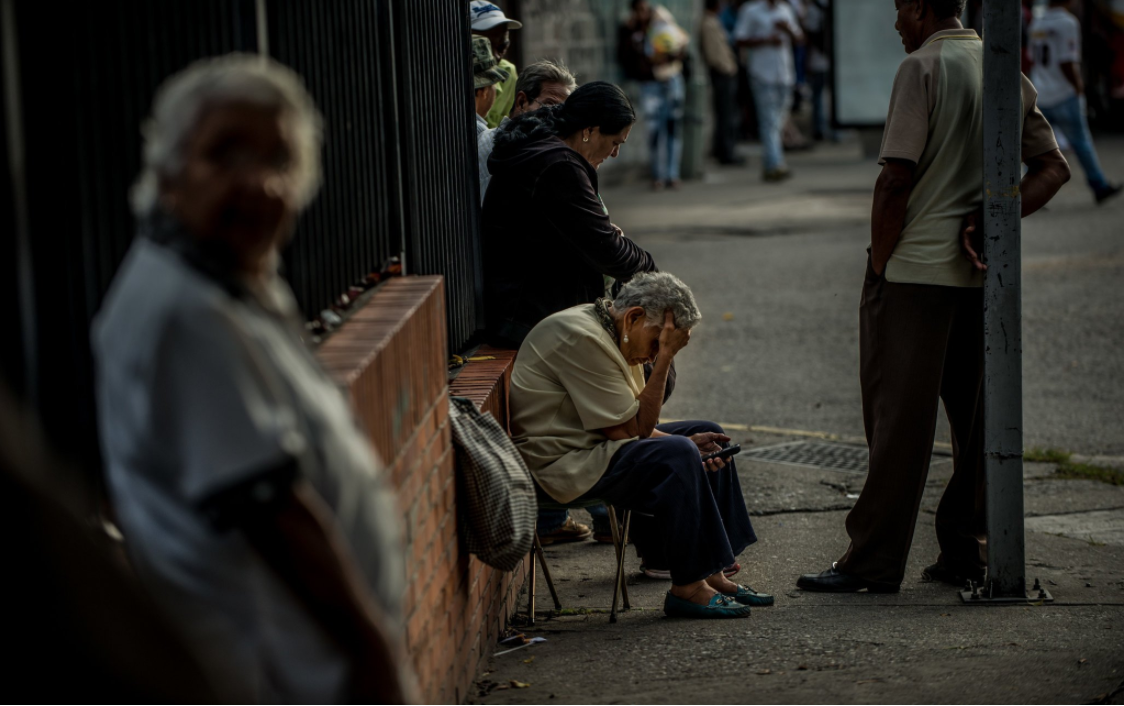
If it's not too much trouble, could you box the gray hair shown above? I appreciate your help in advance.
[130,53,323,217]
[514,59,577,102]
[612,272,702,330]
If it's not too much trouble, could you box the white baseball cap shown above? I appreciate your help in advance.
[470,1,523,31]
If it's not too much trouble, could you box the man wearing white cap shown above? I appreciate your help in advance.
[470,0,523,128]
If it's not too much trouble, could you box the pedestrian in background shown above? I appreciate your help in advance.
[787,0,809,113]
[803,0,834,141]
[701,0,745,165]
[736,0,804,182]
[1030,0,1121,204]
[93,54,416,703]
[797,0,1069,594]
[471,0,523,129]
[473,36,510,137]
[478,60,576,204]
[619,1,689,190]
[720,0,760,141]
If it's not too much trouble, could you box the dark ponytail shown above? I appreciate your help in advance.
[494,81,636,150]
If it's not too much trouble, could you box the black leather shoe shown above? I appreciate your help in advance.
[921,562,984,587]
[796,565,900,593]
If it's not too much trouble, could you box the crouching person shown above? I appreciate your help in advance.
[93,55,415,703]
[509,273,773,618]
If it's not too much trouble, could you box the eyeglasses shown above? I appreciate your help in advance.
[527,97,563,111]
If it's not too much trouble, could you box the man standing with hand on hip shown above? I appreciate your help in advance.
[797,0,1070,594]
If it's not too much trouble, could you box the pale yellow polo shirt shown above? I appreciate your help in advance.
[879,29,1058,287]
[509,305,646,503]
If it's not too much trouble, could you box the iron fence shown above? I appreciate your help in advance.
[269,1,403,320]
[9,0,254,471]
[395,0,484,349]
[3,0,483,472]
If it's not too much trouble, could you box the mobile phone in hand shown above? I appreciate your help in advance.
[701,444,741,463]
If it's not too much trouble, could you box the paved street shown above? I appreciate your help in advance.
[621,136,1124,456]
[472,136,1124,704]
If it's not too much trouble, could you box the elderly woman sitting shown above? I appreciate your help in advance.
[509,273,772,618]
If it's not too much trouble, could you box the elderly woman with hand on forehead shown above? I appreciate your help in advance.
[509,273,773,619]
[93,55,412,702]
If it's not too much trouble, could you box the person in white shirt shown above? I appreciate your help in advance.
[735,0,804,181]
[1029,0,1121,203]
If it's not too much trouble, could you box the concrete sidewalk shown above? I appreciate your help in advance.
[472,441,1124,704]
[470,138,1124,704]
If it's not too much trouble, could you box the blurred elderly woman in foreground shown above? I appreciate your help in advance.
[509,273,773,619]
[93,55,413,702]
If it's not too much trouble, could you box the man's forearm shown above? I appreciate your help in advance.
[870,168,914,274]
[1060,62,1084,96]
[1021,149,1071,218]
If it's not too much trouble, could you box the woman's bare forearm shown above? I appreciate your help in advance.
[601,354,673,441]
[635,354,671,438]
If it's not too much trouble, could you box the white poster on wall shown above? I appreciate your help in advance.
[832,0,907,127]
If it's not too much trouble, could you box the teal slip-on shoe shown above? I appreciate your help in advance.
[724,584,775,607]
[663,591,752,619]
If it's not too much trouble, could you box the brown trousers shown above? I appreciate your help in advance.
[837,257,988,586]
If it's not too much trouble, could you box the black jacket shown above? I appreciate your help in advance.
[481,133,656,348]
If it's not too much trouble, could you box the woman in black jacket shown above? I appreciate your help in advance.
[482,81,657,349]
[482,81,684,561]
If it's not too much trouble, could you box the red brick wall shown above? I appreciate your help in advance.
[317,276,527,704]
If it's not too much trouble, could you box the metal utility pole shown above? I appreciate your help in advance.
[967,0,1051,604]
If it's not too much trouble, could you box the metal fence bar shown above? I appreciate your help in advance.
[2,0,34,404]
[270,0,403,323]
[982,0,1027,598]
[395,0,481,351]
[2,0,257,473]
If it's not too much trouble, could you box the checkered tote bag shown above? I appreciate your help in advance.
[448,396,536,571]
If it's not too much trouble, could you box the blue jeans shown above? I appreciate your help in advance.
[1041,95,1111,193]
[640,74,685,183]
[751,80,792,172]
[537,505,609,535]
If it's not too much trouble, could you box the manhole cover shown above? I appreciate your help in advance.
[743,440,948,474]
[743,441,870,473]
